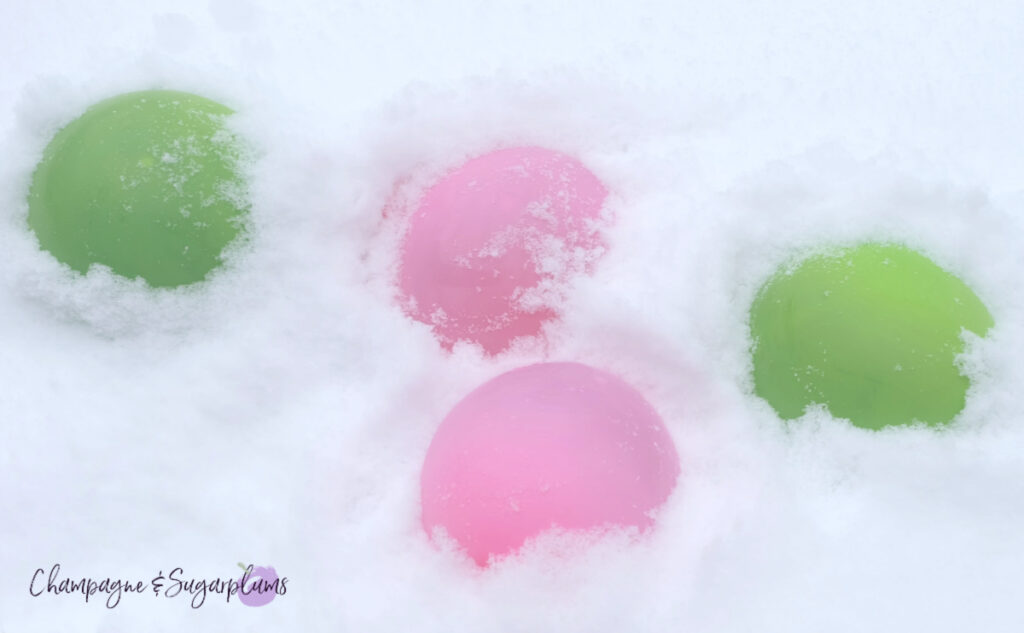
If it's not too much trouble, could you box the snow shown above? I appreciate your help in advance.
[2,0,1024,631]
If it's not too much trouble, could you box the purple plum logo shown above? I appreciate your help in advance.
[236,563,284,607]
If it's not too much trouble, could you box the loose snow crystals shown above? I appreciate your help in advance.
[397,146,608,354]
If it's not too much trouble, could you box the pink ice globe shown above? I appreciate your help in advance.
[420,362,680,565]
[398,147,608,354]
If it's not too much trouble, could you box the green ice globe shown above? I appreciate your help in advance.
[28,90,249,288]
[750,243,993,429]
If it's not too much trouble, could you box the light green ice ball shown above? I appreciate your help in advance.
[750,243,993,430]
[28,90,250,288]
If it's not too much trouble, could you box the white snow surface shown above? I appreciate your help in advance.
[2,0,1024,631]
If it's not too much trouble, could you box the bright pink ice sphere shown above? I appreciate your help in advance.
[398,147,607,354]
[420,362,680,565]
